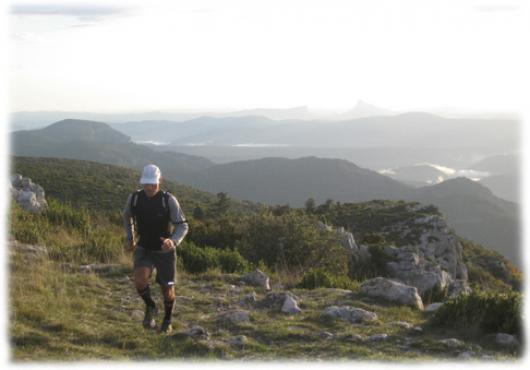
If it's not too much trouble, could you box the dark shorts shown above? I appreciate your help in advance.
[133,245,176,287]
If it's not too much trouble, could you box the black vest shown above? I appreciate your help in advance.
[131,189,171,251]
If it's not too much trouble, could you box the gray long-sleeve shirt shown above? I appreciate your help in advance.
[122,191,189,247]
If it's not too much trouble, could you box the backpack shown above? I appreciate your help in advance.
[130,189,171,221]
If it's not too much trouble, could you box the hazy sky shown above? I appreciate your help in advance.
[7,0,530,113]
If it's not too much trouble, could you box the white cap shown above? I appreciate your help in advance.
[140,164,161,184]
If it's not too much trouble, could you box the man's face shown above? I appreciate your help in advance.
[143,183,160,198]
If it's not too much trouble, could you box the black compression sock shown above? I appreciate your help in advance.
[137,285,156,308]
[163,300,174,321]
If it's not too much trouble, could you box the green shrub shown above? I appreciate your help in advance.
[10,195,124,264]
[349,243,391,280]
[179,242,217,273]
[80,228,123,264]
[9,201,46,245]
[216,249,250,273]
[298,268,356,290]
[237,210,348,275]
[298,269,333,289]
[179,242,250,274]
[44,197,90,232]
[430,290,522,335]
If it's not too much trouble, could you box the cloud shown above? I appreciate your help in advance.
[10,4,131,21]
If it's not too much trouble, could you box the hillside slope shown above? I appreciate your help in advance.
[10,156,262,216]
[409,178,520,266]
[10,119,215,180]
[183,156,413,206]
[8,167,522,360]
[9,242,520,361]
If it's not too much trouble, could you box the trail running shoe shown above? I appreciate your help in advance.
[160,319,173,335]
[143,305,158,329]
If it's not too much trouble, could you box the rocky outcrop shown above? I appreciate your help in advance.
[281,294,302,314]
[9,240,48,259]
[216,310,250,325]
[186,325,210,339]
[380,213,469,298]
[229,335,248,347]
[424,302,444,313]
[361,277,424,310]
[317,221,371,267]
[10,174,48,214]
[258,291,301,314]
[240,269,271,290]
[321,306,378,324]
[495,333,519,348]
[342,204,470,300]
[239,292,257,306]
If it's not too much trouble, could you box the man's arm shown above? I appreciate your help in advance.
[168,194,189,247]
[122,193,135,247]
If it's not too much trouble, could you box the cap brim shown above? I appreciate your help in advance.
[140,177,160,184]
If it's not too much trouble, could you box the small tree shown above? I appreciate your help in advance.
[192,205,205,220]
[213,192,230,215]
[305,197,316,214]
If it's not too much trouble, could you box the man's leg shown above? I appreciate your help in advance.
[155,250,176,333]
[161,284,175,324]
[134,266,155,307]
[133,246,158,328]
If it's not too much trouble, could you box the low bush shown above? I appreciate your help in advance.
[297,268,357,290]
[430,290,522,336]
[179,241,250,274]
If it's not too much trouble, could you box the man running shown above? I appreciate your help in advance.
[122,164,189,334]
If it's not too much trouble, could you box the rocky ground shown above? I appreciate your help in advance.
[9,174,522,362]
[9,241,522,362]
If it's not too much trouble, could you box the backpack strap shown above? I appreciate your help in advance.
[130,189,141,217]
[161,189,170,218]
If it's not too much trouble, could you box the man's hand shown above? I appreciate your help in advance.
[160,237,176,251]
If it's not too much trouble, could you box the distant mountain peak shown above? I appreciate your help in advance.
[421,176,495,197]
[44,118,112,129]
[39,118,131,144]
[341,100,395,119]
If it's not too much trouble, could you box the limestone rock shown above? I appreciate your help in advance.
[367,333,389,342]
[240,269,270,290]
[281,295,302,314]
[186,325,210,339]
[321,306,378,324]
[439,338,465,348]
[344,205,470,301]
[345,333,365,343]
[217,309,250,325]
[458,351,475,360]
[259,291,300,311]
[229,335,248,347]
[425,302,444,313]
[239,292,257,305]
[317,221,371,269]
[495,333,519,348]
[380,213,469,298]
[11,174,48,214]
[361,277,424,310]
[388,321,413,329]
[447,280,472,298]
[319,331,334,340]
[9,240,48,259]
